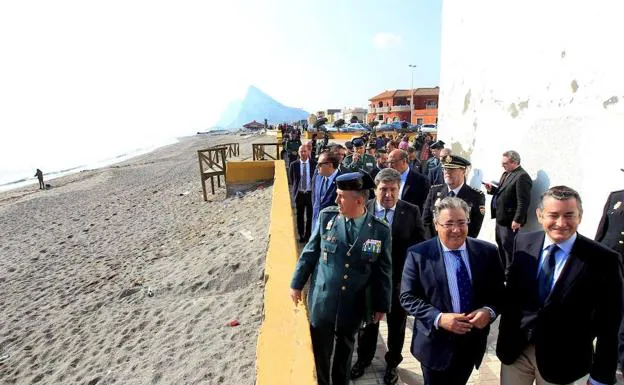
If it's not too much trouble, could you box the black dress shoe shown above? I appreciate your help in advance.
[350,360,369,379]
[383,366,398,385]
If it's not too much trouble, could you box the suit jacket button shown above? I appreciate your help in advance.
[341,286,346,290]
[347,252,351,256]
[621,232,624,235]
[619,241,624,244]
[343,275,348,279]
[345,263,350,268]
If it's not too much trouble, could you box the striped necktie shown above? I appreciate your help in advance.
[537,244,559,305]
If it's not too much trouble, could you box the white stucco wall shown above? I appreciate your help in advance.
[438,0,624,241]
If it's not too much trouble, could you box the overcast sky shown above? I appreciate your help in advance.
[0,0,441,143]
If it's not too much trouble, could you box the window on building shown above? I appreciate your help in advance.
[417,118,423,125]
[378,101,383,108]
[378,115,383,121]
[425,100,437,109]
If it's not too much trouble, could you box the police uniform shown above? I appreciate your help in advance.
[422,155,486,239]
[595,189,624,257]
[421,140,445,176]
[290,172,392,385]
[343,138,376,174]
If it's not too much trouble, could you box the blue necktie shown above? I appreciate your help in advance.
[320,176,328,197]
[450,249,472,313]
[537,244,559,305]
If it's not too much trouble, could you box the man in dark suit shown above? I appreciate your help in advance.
[388,149,430,212]
[290,172,392,385]
[351,168,426,384]
[423,155,485,239]
[496,186,623,385]
[400,197,505,385]
[595,186,624,258]
[484,150,532,275]
[311,151,341,232]
[288,145,317,243]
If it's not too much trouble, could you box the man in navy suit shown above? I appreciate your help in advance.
[388,149,430,212]
[497,186,623,385]
[311,151,341,230]
[289,145,317,243]
[400,197,504,385]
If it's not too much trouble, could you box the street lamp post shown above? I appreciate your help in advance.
[408,64,417,125]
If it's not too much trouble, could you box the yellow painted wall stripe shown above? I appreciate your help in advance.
[256,160,316,385]
[226,160,275,183]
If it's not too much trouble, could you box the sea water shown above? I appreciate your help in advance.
[0,131,183,192]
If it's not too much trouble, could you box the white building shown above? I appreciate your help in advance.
[335,107,367,123]
[438,0,624,241]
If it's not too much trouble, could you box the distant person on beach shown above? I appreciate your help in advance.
[35,169,44,189]
[290,172,392,385]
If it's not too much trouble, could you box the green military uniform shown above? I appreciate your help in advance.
[343,153,376,174]
[290,172,392,385]
[285,137,301,167]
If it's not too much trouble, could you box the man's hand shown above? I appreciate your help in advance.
[290,288,302,305]
[438,313,473,334]
[483,182,492,192]
[353,152,361,162]
[511,221,521,231]
[466,308,492,329]
[373,312,385,323]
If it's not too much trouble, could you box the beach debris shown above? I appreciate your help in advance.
[227,320,240,327]
[239,230,254,241]
[0,352,10,363]
[146,286,154,297]
[179,191,190,196]
[235,191,244,198]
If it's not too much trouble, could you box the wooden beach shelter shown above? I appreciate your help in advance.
[243,120,265,130]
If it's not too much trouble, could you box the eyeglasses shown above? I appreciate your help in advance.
[437,221,469,229]
[317,162,330,167]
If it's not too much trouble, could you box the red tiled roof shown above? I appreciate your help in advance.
[369,87,439,101]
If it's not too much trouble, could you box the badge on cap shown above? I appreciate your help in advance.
[615,202,622,210]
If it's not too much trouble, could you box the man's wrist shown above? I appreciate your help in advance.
[482,306,496,322]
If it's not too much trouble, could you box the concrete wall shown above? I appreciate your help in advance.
[438,0,624,240]
[226,161,275,183]
[255,160,316,385]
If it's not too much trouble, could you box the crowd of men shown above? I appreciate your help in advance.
[285,128,624,385]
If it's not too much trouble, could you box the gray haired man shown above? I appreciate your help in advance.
[352,168,426,384]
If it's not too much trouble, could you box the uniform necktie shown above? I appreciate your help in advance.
[448,190,456,197]
[450,249,472,313]
[537,244,559,304]
[346,219,355,244]
[383,209,389,222]
[300,162,308,192]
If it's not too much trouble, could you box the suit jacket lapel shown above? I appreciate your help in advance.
[497,167,522,194]
[402,173,412,198]
[433,239,453,312]
[392,202,406,234]
[466,239,485,295]
[544,235,586,306]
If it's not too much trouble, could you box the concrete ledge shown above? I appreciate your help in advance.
[226,161,275,183]
[256,160,316,385]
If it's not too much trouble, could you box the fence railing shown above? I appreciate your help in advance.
[252,143,284,161]
[197,147,227,200]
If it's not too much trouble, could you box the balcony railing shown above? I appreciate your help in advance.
[376,106,390,113]
[391,105,411,112]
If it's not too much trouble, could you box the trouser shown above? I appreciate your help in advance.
[421,341,477,385]
[295,191,312,239]
[310,322,360,385]
[356,290,407,368]
[495,223,517,277]
[500,345,579,385]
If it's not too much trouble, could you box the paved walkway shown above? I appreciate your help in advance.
[351,317,624,385]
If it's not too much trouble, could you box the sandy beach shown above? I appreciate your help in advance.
[0,133,272,384]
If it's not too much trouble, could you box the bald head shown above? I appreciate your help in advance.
[298,145,310,161]
[388,149,409,173]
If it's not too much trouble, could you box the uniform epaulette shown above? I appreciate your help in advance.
[320,206,340,214]
[431,184,444,188]
[371,215,390,228]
